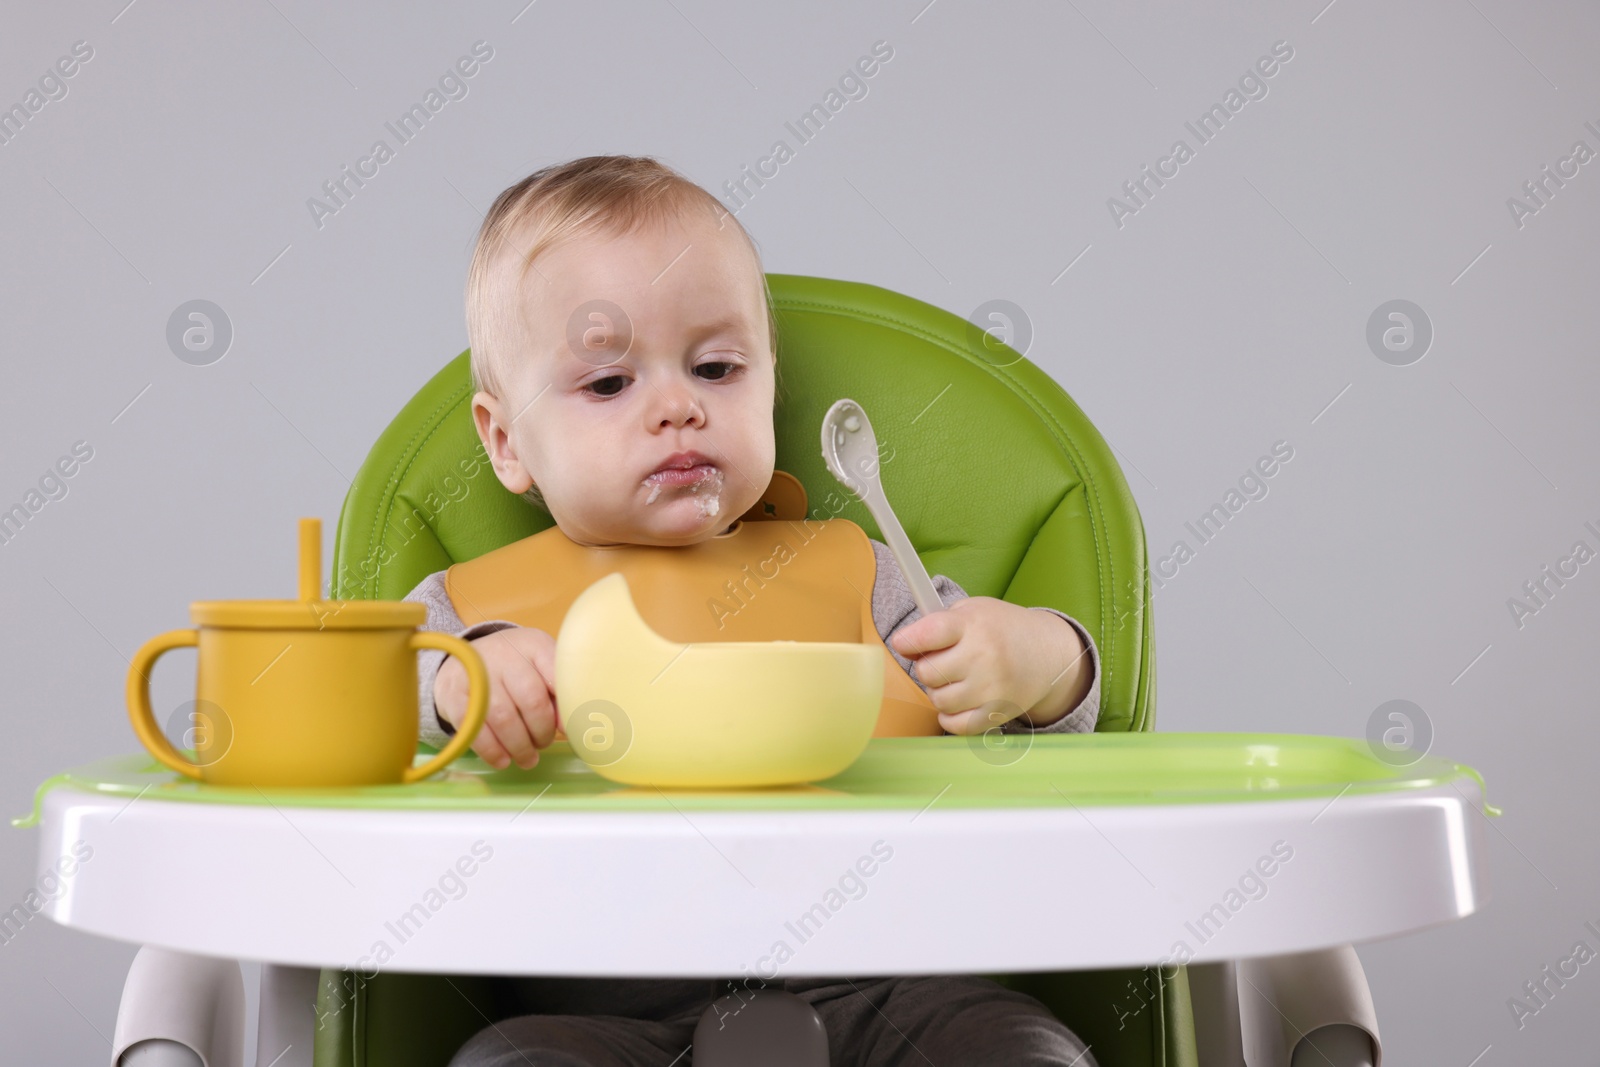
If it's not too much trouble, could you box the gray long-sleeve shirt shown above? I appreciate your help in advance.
[406,538,1100,750]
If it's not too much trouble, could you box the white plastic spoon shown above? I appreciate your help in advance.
[820,398,944,618]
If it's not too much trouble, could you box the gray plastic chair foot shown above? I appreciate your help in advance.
[694,988,829,1067]
[118,1039,204,1067]
[111,945,244,1067]
[1291,1024,1375,1067]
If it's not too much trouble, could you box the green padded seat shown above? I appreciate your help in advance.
[321,274,1189,1066]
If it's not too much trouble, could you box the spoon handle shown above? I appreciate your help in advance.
[821,398,947,620]
[863,485,945,619]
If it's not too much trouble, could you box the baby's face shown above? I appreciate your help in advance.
[475,206,776,547]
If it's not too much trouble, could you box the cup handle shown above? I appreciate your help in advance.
[127,629,204,780]
[404,632,490,784]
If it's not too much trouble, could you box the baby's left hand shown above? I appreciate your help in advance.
[889,596,1092,735]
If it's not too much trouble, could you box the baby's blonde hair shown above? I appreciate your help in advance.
[465,155,777,401]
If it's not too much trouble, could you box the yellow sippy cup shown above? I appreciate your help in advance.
[126,518,489,787]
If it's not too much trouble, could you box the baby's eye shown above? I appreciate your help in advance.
[696,360,742,382]
[584,375,628,398]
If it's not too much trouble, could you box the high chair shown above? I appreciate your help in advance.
[305,274,1368,1065]
[63,274,1494,1066]
[328,271,1199,1062]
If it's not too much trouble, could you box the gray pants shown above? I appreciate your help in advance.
[448,974,1097,1067]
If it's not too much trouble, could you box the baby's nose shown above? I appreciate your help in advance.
[652,385,705,427]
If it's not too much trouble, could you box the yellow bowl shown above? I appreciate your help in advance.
[554,573,884,788]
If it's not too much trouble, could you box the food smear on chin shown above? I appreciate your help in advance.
[694,468,724,519]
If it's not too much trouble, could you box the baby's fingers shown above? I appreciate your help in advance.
[468,724,511,769]
[938,700,1024,737]
[480,675,539,770]
[501,655,558,751]
[908,640,968,692]
[892,615,952,657]
[937,708,986,735]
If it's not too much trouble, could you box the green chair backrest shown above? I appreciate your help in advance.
[332,273,1155,733]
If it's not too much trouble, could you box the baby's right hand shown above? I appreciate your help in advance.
[434,626,558,770]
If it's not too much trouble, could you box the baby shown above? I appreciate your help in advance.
[403,155,1102,1067]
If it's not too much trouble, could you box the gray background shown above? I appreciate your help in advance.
[2,0,1597,1062]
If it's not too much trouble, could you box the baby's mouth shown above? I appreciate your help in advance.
[642,464,725,517]
[643,463,718,489]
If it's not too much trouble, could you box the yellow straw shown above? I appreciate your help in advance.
[298,517,321,601]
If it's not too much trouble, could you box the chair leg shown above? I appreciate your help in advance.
[693,988,829,1067]
[1237,945,1381,1067]
[254,964,320,1067]
[111,946,245,1067]
[1189,960,1245,1066]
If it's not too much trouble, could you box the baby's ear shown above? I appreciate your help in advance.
[472,391,534,494]
[469,390,499,443]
